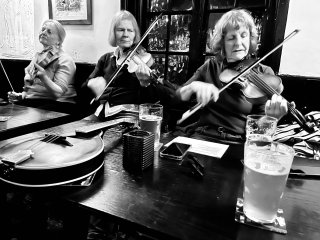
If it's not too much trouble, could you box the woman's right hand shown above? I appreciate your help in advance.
[87,77,107,98]
[179,81,220,107]
[7,91,24,103]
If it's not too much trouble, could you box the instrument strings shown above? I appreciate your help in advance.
[91,12,163,104]
[247,71,316,131]
[22,132,63,151]
[177,29,301,125]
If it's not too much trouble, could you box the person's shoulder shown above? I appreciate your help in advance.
[198,56,220,70]
[59,50,75,62]
[57,51,76,70]
[99,52,113,59]
[203,56,220,64]
[96,52,114,63]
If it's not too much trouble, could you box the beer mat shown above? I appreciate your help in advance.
[235,197,287,234]
[164,136,228,158]
[0,116,11,121]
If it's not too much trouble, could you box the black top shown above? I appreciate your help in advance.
[184,57,275,135]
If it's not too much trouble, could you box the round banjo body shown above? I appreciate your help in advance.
[0,133,105,187]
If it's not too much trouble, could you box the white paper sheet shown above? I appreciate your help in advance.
[164,136,229,158]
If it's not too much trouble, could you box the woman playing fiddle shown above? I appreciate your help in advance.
[7,19,77,113]
[177,9,288,142]
[80,10,160,117]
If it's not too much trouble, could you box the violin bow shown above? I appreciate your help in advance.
[177,29,300,125]
[0,59,15,92]
[91,12,163,104]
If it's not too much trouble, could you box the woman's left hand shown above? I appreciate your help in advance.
[33,63,47,80]
[135,63,151,87]
[265,94,288,120]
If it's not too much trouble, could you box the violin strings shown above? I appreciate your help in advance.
[248,70,278,96]
[247,71,299,115]
[91,13,163,104]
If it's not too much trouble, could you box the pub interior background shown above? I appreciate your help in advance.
[0,0,319,115]
[0,0,320,239]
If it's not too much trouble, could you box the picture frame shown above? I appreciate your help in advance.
[48,0,92,25]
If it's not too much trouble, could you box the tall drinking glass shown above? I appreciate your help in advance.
[139,103,163,149]
[243,140,295,223]
[246,115,278,141]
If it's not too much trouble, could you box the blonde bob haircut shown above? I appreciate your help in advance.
[108,10,141,47]
[209,9,259,61]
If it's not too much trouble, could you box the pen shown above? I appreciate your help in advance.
[188,155,204,171]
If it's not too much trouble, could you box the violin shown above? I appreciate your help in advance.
[118,45,179,90]
[177,29,316,133]
[117,46,160,84]
[219,58,283,99]
[219,58,316,133]
[117,46,153,72]
[91,12,163,104]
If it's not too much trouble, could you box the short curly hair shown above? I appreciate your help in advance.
[208,9,259,61]
[108,10,141,47]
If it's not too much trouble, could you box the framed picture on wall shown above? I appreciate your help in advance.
[48,0,92,25]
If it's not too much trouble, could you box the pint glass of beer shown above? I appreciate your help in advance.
[243,140,295,223]
[139,103,163,149]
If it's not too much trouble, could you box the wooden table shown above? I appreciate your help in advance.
[63,130,320,240]
[0,119,319,240]
[0,104,74,141]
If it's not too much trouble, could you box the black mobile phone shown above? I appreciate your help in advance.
[160,142,191,160]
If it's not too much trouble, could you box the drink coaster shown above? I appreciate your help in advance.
[235,197,287,234]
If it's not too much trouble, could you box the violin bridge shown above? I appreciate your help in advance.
[0,149,34,166]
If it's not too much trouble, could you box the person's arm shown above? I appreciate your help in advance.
[86,55,109,98]
[8,57,36,102]
[7,91,26,103]
[134,52,154,87]
[265,94,288,120]
[257,64,288,120]
[34,54,76,98]
[33,63,64,97]
[176,60,220,107]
